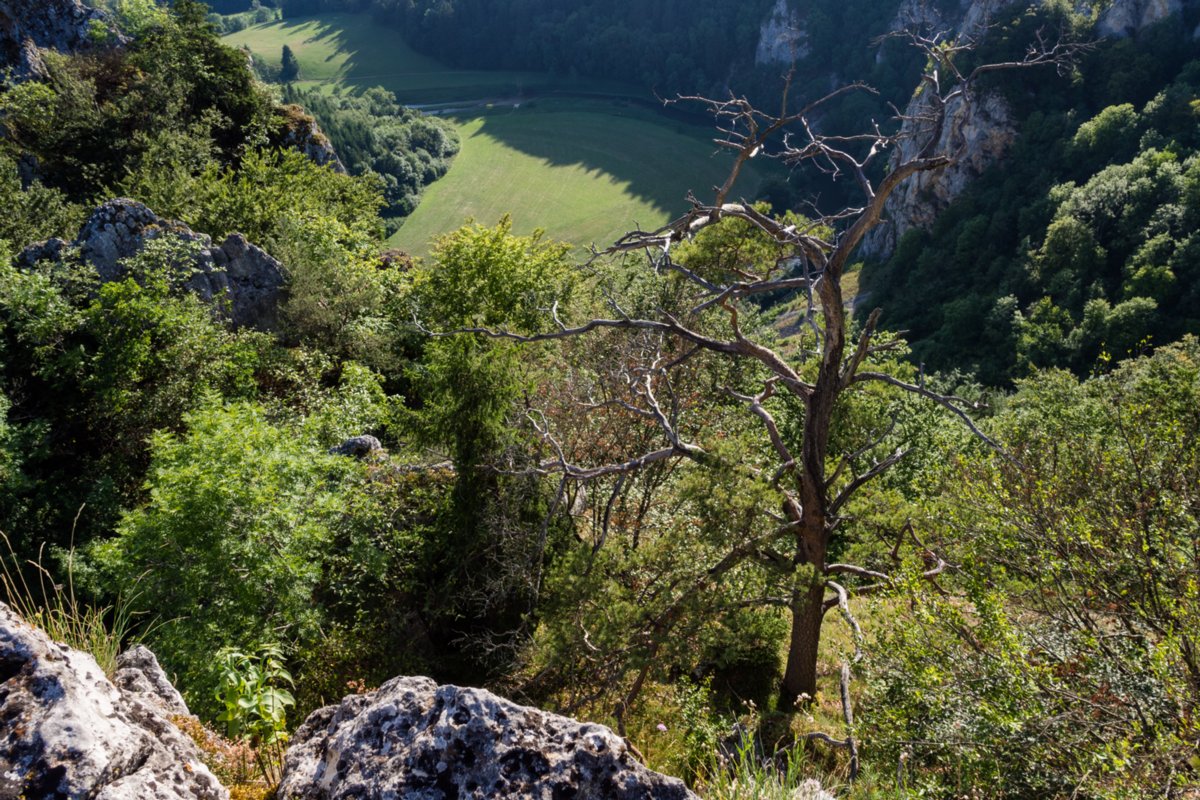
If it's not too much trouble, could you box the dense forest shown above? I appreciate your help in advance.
[863,8,1200,384]
[280,85,460,224]
[270,0,935,105]
[0,0,1198,798]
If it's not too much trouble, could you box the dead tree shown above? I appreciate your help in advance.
[429,28,1085,712]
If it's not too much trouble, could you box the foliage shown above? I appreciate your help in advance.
[112,0,170,37]
[280,44,300,81]
[0,532,137,678]
[4,4,1200,798]
[865,340,1200,797]
[0,154,86,250]
[400,218,576,676]
[171,714,274,800]
[208,3,282,36]
[863,23,1200,383]
[271,212,398,368]
[280,85,459,223]
[120,146,385,251]
[0,0,277,200]
[0,238,269,554]
[278,0,930,115]
[85,387,385,715]
[699,733,838,800]
[407,216,575,471]
[215,643,296,784]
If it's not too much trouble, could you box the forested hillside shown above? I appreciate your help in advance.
[273,0,933,104]
[280,85,460,224]
[863,8,1200,384]
[0,0,1198,798]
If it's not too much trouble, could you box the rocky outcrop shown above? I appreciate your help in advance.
[329,435,384,459]
[19,199,286,330]
[863,89,1017,257]
[1094,0,1182,37]
[274,105,347,173]
[277,676,700,800]
[112,645,191,718]
[756,0,808,66]
[0,601,227,800]
[0,0,123,80]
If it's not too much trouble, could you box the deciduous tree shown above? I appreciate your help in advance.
[426,28,1085,727]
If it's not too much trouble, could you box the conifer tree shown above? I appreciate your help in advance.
[280,44,299,81]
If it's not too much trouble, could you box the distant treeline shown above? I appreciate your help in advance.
[273,0,930,104]
[203,0,277,13]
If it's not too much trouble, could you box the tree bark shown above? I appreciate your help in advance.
[782,579,828,701]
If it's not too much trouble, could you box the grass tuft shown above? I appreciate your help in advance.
[0,527,136,677]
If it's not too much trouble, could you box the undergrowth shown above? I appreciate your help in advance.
[0,529,136,677]
[171,715,277,800]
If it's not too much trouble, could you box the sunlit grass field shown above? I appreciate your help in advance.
[224,14,769,255]
[390,101,762,255]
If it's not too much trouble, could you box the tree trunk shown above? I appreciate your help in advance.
[781,579,827,702]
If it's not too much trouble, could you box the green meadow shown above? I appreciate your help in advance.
[390,102,757,255]
[224,14,768,254]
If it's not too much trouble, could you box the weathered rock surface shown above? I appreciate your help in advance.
[0,601,227,800]
[756,0,809,66]
[274,104,347,173]
[112,645,191,718]
[19,198,285,330]
[329,435,384,459]
[862,88,1016,258]
[0,0,123,80]
[277,676,700,800]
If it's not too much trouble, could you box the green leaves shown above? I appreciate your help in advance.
[91,398,365,715]
[215,644,296,744]
[413,216,573,332]
[869,340,1200,794]
[214,643,296,785]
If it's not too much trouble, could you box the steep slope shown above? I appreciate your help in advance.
[861,1,1200,383]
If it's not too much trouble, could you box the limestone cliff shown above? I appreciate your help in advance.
[0,0,123,80]
[863,0,1185,259]
[756,0,809,66]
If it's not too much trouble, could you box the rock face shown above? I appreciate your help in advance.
[0,0,123,80]
[112,645,191,718]
[277,676,700,800]
[275,104,347,173]
[862,88,1017,258]
[1094,0,1181,37]
[756,0,808,66]
[863,0,1184,259]
[19,198,286,330]
[0,601,227,800]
